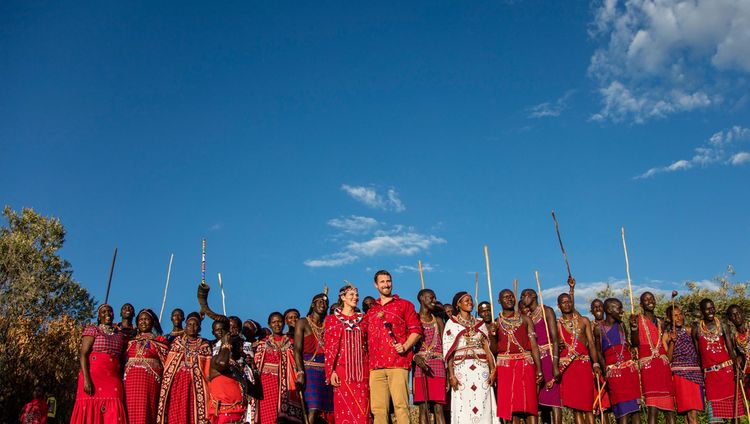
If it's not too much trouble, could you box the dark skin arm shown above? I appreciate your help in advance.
[692,325,702,366]
[79,336,95,395]
[582,317,601,377]
[293,319,309,389]
[629,314,640,348]
[593,325,606,377]
[545,306,560,381]
[524,315,544,384]
[447,352,459,391]
[488,319,498,356]
[209,334,232,380]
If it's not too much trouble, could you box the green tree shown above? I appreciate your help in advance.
[0,206,95,423]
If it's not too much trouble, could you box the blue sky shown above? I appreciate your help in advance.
[2,1,749,332]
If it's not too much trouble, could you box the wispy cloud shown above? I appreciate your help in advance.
[636,126,750,179]
[394,263,436,274]
[327,216,380,234]
[209,223,222,231]
[341,184,406,212]
[527,91,575,118]
[588,0,750,123]
[303,252,358,268]
[540,277,678,311]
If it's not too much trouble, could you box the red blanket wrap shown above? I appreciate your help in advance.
[558,321,594,412]
[637,316,674,409]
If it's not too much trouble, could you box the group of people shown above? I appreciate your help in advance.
[65,269,750,424]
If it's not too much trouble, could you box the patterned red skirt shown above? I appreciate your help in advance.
[165,367,197,424]
[125,364,162,424]
[70,353,127,424]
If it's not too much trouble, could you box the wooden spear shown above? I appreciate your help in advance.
[159,253,174,322]
[418,260,425,290]
[513,278,519,312]
[671,290,678,338]
[621,227,635,314]
[201,238,206,287]
[535,271,552,355]
[551,211,573,278]
[484,245,495,318]
[218,272,226,316]
[104,248,118,305]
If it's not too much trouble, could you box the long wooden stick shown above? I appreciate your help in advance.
[552,211,572,278]
[159,253,174,322]
[218,272,226,316]
[740,378,750,419]
[475,272,479,313]
[418,260,425,290]
[484,245,495,318]
[513,278,518,312]
[621,227,635,314]
[104,248,118,305]
[671,290,678,338]
[595,378,606,422]
[535,271,552,355]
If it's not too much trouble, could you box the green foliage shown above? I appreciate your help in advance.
[0,206,95,423]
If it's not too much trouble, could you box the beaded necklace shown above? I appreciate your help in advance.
[306,316,325,350]
[98,324,114,335]
[498,312,527,352]
[699,317,725,354]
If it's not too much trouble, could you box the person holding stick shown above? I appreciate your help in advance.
[593,298,641,423]
[589,299,612,417]
[207,331,248,424]
[628,292,676,424]
[662,304,703,424]
[443,292,499,424]
[324,284,371,423]
[727,305,750,389]
[294,293,334,423]
[365,270,423,424]
[413,289,447,424]
[555,293,600,424]
[478,301,498,354]
[520,288,562,423]
[695,298,745,421]
[495,289,543,423]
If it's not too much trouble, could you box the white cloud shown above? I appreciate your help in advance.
[341,184,406,212]
[527,91,575,118]
[395,263,436,274]
[327,216,380,234]
[304,226,446,268]
[209,223,222,231]
[540,278,676,311]
[347,231,446,257]
[636,126,750,178]
[303,252,358,268]
[589,0,750,122]
[730,152,750,165]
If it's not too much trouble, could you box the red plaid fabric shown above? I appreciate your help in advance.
[124,335,167,424]
[258,371,280,423]
[365,295,422,370]
[165,368,196,424]
[82,325,126,356]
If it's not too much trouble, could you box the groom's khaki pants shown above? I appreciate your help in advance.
[370,368,410,424]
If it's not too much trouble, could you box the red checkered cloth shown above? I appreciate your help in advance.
[82,325,127,356]
[124,335,168,424]
[365,295,423,370]
[165,367,196,424]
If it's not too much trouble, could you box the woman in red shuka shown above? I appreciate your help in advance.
[325,284,371,423]
[70,304,128,424]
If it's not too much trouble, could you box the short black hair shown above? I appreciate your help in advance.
[283,308,300,318]
[699,298,713,310]
[603,298,621,311]
[417,289,434,302]
[268,311,283,324]
[229,316,242,326]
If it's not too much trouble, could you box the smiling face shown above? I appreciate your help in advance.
[457,294,474,314]
[590,299,605,321]
[605,300,623,322]
[701,300,716,321]
[341,288,359,309]
[229,318,241,336]
[671,307,685,327]
[478,303,492,323]
[311,297,329,315]
[120,303,134,320]
[499,290,516,311]
[640,292,656,313]
[98,305,114,325]
[443,304,454,316]
[374,273,393,297]
[212,321,228,340]
[284,311,299,329]
[185,318,201,337]
[269,314,284,336]
[419,290,437,310]
[137,311,154,333]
